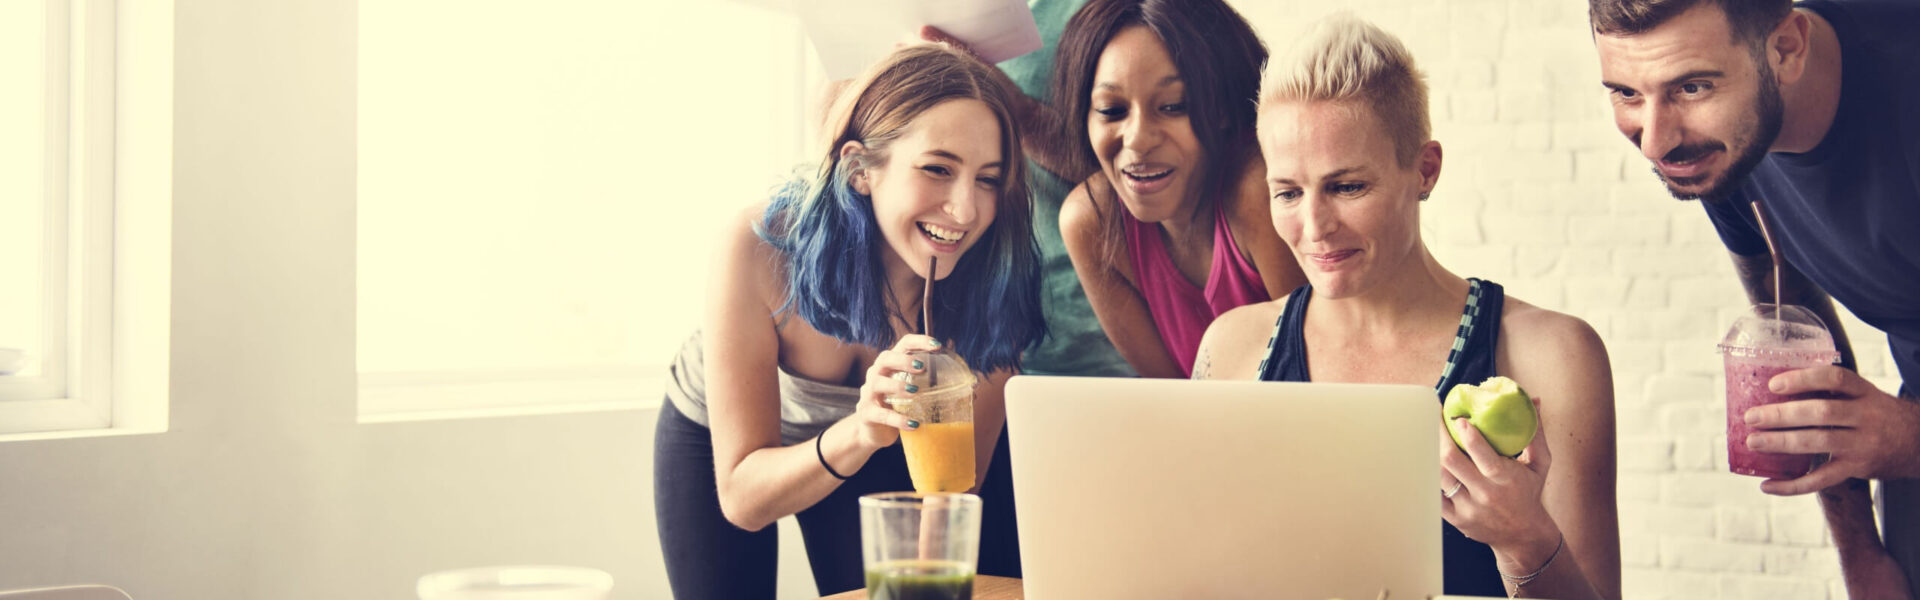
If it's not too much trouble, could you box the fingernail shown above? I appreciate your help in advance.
[905,384,919,393]
[912,359,924,370]
[907,420,921,429]
[928,339,942,348]
[1769,377,1785,393]
[1744,408,1759,425]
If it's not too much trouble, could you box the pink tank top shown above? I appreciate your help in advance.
[1123,204,1270,376]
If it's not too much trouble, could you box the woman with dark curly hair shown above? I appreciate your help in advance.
[1053,0,1307,379]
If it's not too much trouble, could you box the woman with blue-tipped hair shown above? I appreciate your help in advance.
[651,43,1047,598]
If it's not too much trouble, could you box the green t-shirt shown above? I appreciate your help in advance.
[998,0,1134,377]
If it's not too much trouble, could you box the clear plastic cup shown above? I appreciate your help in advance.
[1717,304,1841,479]
[415,565,612,600]
[890,349,977,493]
[860,492,981,600]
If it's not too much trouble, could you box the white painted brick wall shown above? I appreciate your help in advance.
[1231,2,1905,597]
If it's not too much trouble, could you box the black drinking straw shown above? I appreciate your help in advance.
[923,256,937,387]
[1751,200,1784,311]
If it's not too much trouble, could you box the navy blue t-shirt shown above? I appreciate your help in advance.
[1700,2,1920,595]
[1702,0,1920,386]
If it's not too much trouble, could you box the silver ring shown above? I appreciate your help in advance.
[1443,482,1464,499]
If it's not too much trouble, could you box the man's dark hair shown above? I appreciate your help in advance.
[1590,0,1793,55]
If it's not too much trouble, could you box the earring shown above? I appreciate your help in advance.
[1418,191,1431,200]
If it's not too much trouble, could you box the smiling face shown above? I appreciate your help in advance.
[1596,2,1784,202]
[1087,25,1204,223]
[1259,100,1432,299]
[851,98,1005,282]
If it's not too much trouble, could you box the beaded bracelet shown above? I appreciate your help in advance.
[816,431,851,480]
[1499,535,1565,589]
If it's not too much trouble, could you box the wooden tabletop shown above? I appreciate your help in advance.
[819,575,1024,599]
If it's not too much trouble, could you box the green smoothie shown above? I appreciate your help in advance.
[864,559,974,600]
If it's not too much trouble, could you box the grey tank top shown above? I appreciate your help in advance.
[665,330,862,446]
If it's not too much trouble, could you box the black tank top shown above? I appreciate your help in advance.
[1257,278,1507,597]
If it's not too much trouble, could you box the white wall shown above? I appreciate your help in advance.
[0,1,1896,599]
[0,1,757,598]
[1232,1,1899,599]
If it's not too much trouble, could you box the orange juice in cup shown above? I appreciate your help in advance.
[891,349,977,493]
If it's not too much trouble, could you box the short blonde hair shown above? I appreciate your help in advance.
[1259,13,1429,167]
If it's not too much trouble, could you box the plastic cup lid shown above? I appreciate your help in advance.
[1717,303,1839,362]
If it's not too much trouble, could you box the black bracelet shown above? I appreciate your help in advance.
[816,430,851,480]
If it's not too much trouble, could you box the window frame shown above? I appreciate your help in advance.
[1,0,172,439]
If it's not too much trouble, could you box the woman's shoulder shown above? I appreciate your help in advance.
[1495,293,1611,400]
[1195,299,1288,380]
[1227,148,1270,214]
[1497,295,1602,354]
[713,200,787,312]
[1213,299,1288,343]
[1060,174,1121,256]
[720,201,781,265]
[1060,174,1113,226]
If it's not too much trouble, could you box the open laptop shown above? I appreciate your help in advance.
[1003,376,1444,599]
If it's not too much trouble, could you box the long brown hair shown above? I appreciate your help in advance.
[759,43,1046,372]
[1049,0,1268,259]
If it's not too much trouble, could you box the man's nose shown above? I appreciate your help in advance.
[1637,101,1683,162]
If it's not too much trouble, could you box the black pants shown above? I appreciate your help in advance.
[653,400,1023,599]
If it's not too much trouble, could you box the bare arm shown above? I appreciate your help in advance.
[1060,180,1185,378]
[704,208,924,531]
[705,210,867,531]
[1008,89,1090,182]
[1731,251,1910,596]
[915,26,1089,181]
[1228,151,1307,300]
[1444,306,1617,599]
[1469,310,1619,600]
[971,369,1014,488]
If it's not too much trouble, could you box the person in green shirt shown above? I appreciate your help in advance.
[923,0,1133,379]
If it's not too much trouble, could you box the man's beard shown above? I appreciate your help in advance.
[1656,61,1786,203]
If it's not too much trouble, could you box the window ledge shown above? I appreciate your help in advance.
[357,366,666,424]
[358,396,660,425]
[0,424,167,444]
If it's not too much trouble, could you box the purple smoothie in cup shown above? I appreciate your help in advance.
[1717,304,1841,479]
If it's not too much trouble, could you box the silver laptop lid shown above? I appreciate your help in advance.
[1004,376,1443,599]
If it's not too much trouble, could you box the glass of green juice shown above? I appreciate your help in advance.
[859,492,982,600]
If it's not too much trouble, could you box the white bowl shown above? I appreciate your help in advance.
[0,348,25,376]
[416,565,613,600]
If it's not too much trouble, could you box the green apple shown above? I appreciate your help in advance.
[1442,376,1537,458]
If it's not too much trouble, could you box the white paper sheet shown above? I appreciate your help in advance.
[795,0,1042,80]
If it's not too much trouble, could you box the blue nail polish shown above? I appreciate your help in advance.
[905,384,919,393]
[912,359,925,370]
[928,339,942,348]
[907,420,921,429]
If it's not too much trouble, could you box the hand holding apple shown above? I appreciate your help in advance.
[1443,376,1538,458]
[1440,393,1563,581]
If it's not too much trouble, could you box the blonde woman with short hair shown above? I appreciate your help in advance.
[1194,14,1621,599]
